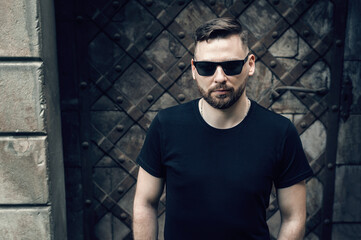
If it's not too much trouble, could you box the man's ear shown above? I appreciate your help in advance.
[191,59,196,80]
[248,54,256,76]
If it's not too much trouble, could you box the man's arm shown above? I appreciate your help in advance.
[133,167,165,240]
[277,180,307,240]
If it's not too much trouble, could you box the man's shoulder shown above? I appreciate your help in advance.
[251,101,292,130]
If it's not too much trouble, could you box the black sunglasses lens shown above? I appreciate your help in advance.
[195,62,216,76]
[222,61,244,76]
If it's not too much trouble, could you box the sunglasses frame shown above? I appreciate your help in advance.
[193,54,249,76]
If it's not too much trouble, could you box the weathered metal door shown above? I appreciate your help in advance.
[56,0,347,239]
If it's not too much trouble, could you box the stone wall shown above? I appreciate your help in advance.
[0,0,67,239]
[332,0,361,239]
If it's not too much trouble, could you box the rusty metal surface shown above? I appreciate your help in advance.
[321,0,349,239]
[55,0,343,239]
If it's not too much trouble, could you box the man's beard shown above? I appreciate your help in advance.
[197,82,246,109]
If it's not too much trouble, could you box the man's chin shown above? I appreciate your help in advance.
[205,97,233,109]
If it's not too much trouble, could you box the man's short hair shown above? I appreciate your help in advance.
[194,18,248,50]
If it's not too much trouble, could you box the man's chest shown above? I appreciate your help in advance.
[163,134,279,196]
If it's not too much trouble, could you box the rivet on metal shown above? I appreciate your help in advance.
[145,0,153,6]
[303,30,310,37]
[116,96,123,104]
[118,157,125,163]
[270,60,277,68]
[113,33,121,40]
[178,62,186,70]
[336,40,343,47]
[272,31,278,39]
[327,163,334,169]
[178,94,186,102]
[178,0,185,5]
[324,218,331,224]
[273,0,280,5]
[210,0,216,6]
[118,187,124,194]
[120,213,127,220]
[300,122,307,128]
[147,95,154,102]
[115,65,122,72]
[82,141,89,149]
[302,60,309,68]
[80,81,88,89]
[331,105,339,112]
[178,31,185,39]
[145,32,153,40]
[146,64,153,72]
[112,1,120,8]
[85,199,92,206]
[116,125,124,132]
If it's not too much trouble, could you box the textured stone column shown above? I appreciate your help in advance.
[0,0,67,239]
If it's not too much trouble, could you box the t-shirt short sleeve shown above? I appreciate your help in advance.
[136,114,165,178]
[275,121,313,188]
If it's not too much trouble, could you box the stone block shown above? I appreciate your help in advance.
[0,62,45,132]
[302,0,333,38]
[247,61,273,101]
[306,177,323,216]
[333,166,361,221]
[0,0,40,57]
[300,120,326,161]
[0,207,50,239]
[269,29,298,58]
[271,91,308,114]
[0,136,49,204]
[332,223,361,240]
[299,61,330,95]
[239,0,280,39]
[337,115,361,164]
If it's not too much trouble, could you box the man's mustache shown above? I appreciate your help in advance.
[210,84,233,92]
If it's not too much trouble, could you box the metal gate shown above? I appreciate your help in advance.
[56,0,348,239]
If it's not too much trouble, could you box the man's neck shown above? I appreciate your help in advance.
[199,94,250,129]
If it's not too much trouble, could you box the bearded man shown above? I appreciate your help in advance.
[133,17,313,240]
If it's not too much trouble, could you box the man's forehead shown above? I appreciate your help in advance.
[194,35,247,57]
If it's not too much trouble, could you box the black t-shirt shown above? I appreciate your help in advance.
[137,99,313,240]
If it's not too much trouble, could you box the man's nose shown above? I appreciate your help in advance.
[214,66,227,83]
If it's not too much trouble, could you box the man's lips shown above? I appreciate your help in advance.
[213,89,230,94]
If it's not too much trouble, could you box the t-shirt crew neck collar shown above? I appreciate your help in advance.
[193,98,255,134]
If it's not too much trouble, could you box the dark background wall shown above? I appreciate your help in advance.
[55,0,361,239]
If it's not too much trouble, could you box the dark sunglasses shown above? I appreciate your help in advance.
[193,55,249,76]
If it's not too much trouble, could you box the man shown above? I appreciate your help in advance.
[133,18,313,240]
